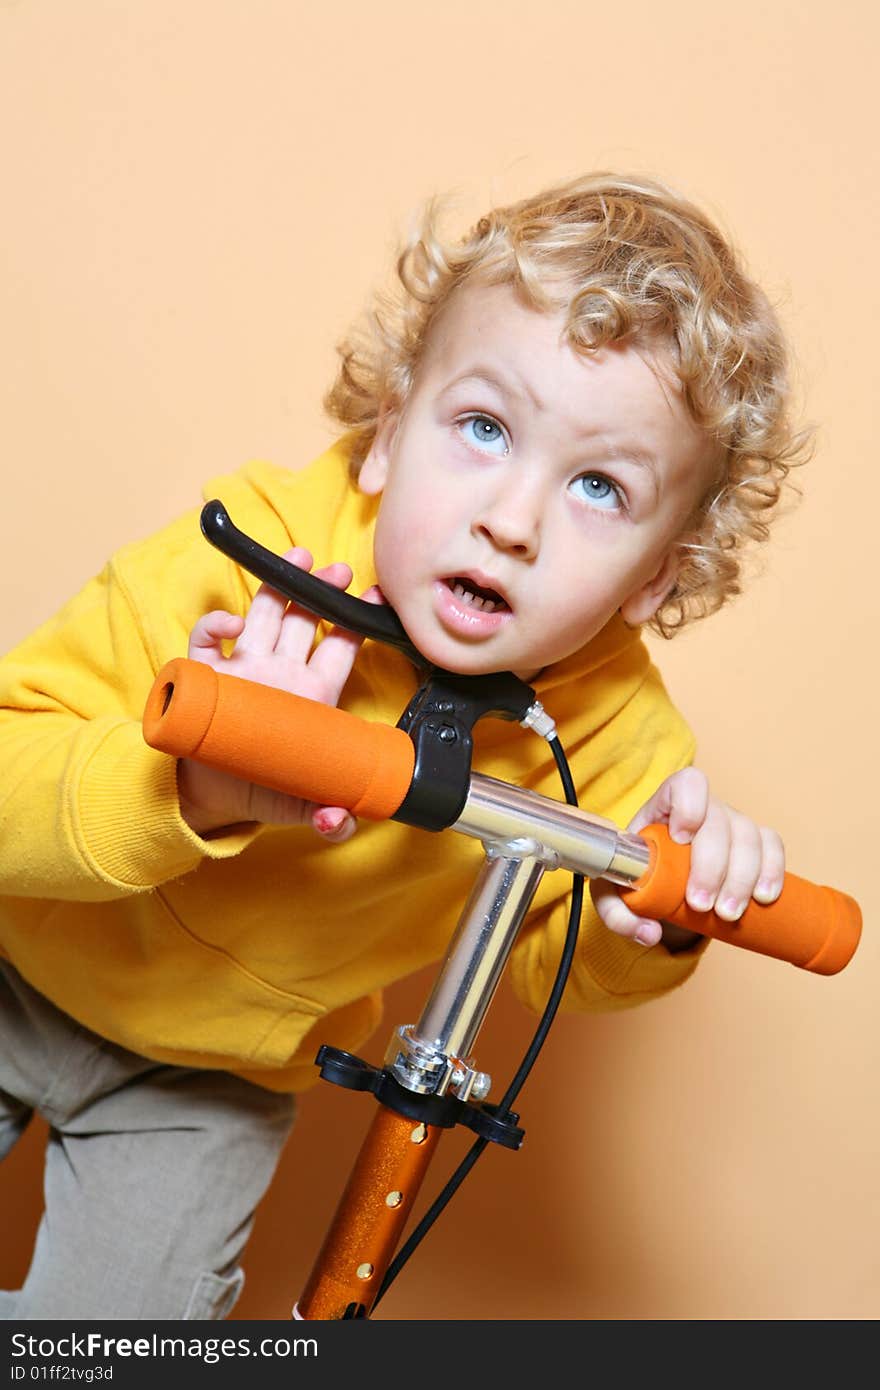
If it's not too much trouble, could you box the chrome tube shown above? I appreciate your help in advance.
[386,774,652,1099]
[453,772,651,885]
[415,850,546,1064]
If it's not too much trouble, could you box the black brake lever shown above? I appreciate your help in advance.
[201,500,427,668]
[200,500,537,730]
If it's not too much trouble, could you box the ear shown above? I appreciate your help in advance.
[619,548,681,626]
[358,406,398,496]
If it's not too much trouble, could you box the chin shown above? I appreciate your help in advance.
[423,644,526,679]
[401,627,497,676]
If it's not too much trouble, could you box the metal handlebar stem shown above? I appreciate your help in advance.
[293,775,652,1320]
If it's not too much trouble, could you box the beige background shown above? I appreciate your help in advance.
[0,0,876,1320]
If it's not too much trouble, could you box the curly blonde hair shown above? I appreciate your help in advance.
[325,173,812,636]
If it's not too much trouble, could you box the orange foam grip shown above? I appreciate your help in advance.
[621,823,862,974]
[143,657,415,821]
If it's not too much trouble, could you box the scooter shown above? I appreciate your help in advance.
[143,501,862,1320]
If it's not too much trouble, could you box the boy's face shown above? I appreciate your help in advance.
[360,282,716,680]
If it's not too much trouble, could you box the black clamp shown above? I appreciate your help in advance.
[314,1046,525,1150]
[392,671,536,831]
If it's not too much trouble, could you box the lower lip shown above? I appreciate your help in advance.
[432,581,511,639]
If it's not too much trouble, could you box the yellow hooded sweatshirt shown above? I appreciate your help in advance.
[0,441,703,1092]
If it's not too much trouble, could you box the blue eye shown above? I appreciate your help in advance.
[460,414,509,455]
[570,473,622,510]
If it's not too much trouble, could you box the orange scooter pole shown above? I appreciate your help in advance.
[295,1107,442,1321]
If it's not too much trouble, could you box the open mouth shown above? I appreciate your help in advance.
[445,576,510,614]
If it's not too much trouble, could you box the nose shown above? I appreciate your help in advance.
[471,476,543,559]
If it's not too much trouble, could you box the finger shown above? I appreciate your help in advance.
[714,811,764,921]
[305,584,385,690]
[311,805,358,844]
[236,547,314,653]
[187,610,245,662]
[685,800,732,913]
[274,560,354,661]
[628,766,709,843]
[590,878,663,948]
[753,826,786,904]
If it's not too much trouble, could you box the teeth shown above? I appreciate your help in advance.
[452,581,499,613]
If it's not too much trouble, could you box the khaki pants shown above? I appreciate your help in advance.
[0,961,295,1320]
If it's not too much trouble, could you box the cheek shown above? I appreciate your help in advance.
[377,506,428,555]
[535,558,636,649]
[372,497,433,593]
[377,482,455,555]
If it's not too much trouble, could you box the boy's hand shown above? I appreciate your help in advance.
[178,547,379,842]
[590,767,786,950]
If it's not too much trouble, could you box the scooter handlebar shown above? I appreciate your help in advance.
[142,659,861,974]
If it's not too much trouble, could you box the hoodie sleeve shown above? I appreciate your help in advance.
[0,533,259,903]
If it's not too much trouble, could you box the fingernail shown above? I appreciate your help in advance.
[634,921,659,946]
[755,878,778,901]
[670,828,692,844]
[718,896,745,921]
[688,888,714,912]
[315,809,346,834]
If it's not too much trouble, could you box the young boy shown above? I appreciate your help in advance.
[0,173,804,1320]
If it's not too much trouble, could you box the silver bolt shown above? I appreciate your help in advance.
[471,1072,491,1101]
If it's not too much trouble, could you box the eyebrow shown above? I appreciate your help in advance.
[446,368,545,413]
[594,439,660,480]
[445,368,661,494]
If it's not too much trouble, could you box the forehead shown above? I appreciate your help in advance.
[422,281,677,398]
[418,282,710,471]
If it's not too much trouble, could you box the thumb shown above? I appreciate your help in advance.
[590,877,662,948]
[311,805,358,844]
